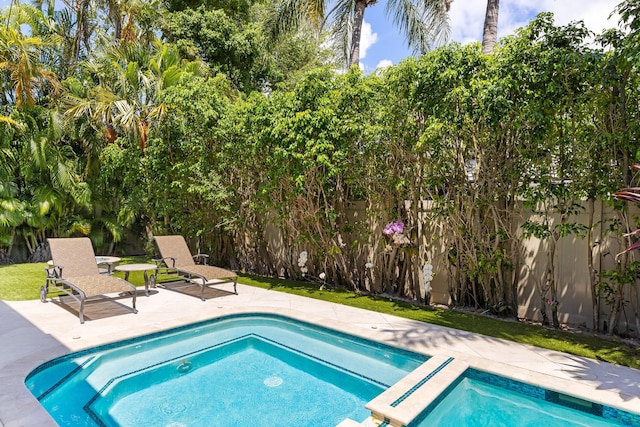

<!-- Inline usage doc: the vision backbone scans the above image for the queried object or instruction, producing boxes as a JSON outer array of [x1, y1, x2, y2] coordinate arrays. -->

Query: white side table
[[114, 263, 157, 296], [95, 256, 121, 274]]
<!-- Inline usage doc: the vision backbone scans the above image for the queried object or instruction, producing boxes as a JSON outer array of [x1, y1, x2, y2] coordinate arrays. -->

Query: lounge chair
[[42, 237, 138, 324], [152, 235, 238, 300]]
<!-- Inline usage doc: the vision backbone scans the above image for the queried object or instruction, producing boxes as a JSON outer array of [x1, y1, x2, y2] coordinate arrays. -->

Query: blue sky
[[359, 0, 622, 72], [0, 0, 623, 72]]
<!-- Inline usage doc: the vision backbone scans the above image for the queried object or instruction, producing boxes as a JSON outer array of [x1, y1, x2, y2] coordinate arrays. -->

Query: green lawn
[[0, 257, 171, 300], [2, 261, 638, 370]]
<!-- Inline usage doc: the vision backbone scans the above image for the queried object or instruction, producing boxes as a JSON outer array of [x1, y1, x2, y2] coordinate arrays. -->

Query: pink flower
[[383, 220, 404, 236]]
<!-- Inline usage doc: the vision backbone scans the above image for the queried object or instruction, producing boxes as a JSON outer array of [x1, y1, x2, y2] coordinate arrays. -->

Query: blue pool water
[[26, 313, 427, 427], [93, 337, 382, 426], [25, 313, 640, 427], [409, 369, 639, 427]]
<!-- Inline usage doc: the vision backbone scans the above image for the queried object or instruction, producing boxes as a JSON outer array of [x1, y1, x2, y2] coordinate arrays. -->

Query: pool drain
[[264, 376, 283, 387], [162, 402, 187, 415]]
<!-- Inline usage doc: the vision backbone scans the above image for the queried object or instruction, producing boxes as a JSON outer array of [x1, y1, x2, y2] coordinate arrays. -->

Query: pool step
[[365, 354, 468, 427]]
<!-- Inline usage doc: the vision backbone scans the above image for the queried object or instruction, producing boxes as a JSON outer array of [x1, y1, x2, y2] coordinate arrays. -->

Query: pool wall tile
[[464, 368, 640, 426], [466, 368, 546, 400], [602, 406, 640, 426]]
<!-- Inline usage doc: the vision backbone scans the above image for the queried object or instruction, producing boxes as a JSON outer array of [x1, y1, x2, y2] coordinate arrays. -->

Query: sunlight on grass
[[0, 263, 46, 301], [0, 258, 155, 301]]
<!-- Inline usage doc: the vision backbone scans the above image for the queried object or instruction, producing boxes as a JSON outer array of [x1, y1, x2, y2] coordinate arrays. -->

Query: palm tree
[[59, 0, 96, 65], [96, 0, 124, 40], [64, 40, 206, 150], [12, 2, 77, 78], [0, 23, 60, 109], [0, 109, 24, 261], [267, 0, 452, 68], [96, 0, 157, 43], [481, 0, 499, 54], [0, 106, 93, 260]]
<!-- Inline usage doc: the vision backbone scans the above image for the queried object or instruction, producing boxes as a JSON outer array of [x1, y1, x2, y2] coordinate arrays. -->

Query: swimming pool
[[25, 313, 427, 426], [406, 369, 640, 427], [25, 313, 640, 427]]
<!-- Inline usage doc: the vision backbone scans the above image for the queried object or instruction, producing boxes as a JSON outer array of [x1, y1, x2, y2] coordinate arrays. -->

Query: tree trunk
[[508, 199, 521, 316], [385, 248, 398, 294], [349, 0, 367, 67], [607, 288, 622, 335], [112, 5, 123, 41], [586, 197, 600, 331], [538, 241, 554, 327], [548, 234, 560, 328], [540, 297, 549, 326], [608, 236, 628, 335], [630, 282, 640, 338], [481, 0, 500, 54]]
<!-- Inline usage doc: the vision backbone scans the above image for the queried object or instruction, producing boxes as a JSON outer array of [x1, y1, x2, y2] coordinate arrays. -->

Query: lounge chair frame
[[42, 238, 138, 324], [152, 235, 238, 301]]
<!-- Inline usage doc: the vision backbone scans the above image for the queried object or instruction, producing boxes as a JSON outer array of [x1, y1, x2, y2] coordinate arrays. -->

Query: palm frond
[[52, 161, 75, 193], [93, 215, 124, 242], [385, 0, 450, 55], [328, 0, 356, 67], [264, 0, 326, 42], [15, 3, 56, 37], [160, 66, 183, 89], [113, 100, 137, 130], [29, 135, 48, 169], [67, 218, 92, 235], [0, 148, 16, 180], [0, 199, 26, 228], [0, 116, 25, 131], [71, 182, 92, 206], [182, 58, 208, 77], [148, 102, 168, 124]]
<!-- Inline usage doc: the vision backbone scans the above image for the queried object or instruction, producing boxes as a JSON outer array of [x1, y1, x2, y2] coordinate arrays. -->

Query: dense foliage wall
[[2, 1, 640, 335]]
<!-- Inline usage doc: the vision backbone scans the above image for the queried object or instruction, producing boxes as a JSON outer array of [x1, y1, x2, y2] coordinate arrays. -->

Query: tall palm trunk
[[482, 0, 499, 54], [349, 0, 368, 67], [270, 0, 450, 69]]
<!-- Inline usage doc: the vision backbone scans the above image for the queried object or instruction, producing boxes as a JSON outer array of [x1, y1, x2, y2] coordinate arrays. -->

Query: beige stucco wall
[[427, 199, 640, 332], [260, 199, 640, 332]]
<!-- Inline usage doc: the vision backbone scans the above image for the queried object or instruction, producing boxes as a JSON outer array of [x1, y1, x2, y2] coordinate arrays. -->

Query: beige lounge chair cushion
[[63, 275, 135, 297], [49, 237, 101, 277], [176, 264, 236, 281], [49, 237, 135, 296], [154, 235, 197, 267], [153, 234, 238, 299]]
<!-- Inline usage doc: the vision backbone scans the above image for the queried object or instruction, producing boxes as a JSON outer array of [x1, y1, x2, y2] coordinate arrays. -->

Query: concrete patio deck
[[1, 281, 639, 426]]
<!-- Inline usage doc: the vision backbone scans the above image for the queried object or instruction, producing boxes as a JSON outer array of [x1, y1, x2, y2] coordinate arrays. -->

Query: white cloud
[[534, 0, 620, 34], [376, 59, 393, 69], [448, 0, 487, 44], [448, 0, 621, 45], [359, 20, 378, 60]]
